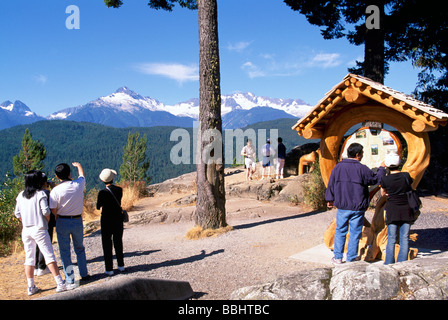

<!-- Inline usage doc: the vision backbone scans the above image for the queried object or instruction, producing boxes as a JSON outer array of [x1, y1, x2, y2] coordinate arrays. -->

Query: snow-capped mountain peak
[[114, 86, 145, 100], [0, 100, 14, 111], [4, 87, 312, 130], [49, 87, 165, 120], [0, 100, 40, 117], [0, 100, 45, 130], [47, 87, 311, 122], [94, 87, 162, 113], [221, 92, 311, 118], [163, 91, 311, 120]]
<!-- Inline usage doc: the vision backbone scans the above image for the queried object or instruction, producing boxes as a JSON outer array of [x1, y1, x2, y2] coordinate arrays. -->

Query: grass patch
[[302, 158, 327, 211], [186, 225, 233, 240]]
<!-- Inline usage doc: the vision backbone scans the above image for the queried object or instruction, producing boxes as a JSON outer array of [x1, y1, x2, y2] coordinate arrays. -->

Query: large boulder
[[37, 276, 194, 300], [230, 268, 331, 300], [231, 251, 448, 300], [226, 179, 289, 201], [329, 262, 400, 300], [147, 171, 196, 196]]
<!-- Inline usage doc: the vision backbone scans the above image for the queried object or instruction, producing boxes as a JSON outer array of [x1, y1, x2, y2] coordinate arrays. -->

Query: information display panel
[[340, 126, 402, 169]]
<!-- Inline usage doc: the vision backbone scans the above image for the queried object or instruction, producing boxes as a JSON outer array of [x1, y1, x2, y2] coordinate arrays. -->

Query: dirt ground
[[0, 204, 317, 300]]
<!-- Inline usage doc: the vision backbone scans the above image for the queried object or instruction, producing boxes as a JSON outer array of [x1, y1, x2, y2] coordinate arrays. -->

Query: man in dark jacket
[[325, 143, 386, 264]]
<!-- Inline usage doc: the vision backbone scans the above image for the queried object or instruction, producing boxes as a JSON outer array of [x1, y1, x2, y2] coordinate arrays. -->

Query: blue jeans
[[334, 209, 365, 261], [56, 217, 88, 283], [384, 222, 410, 265]]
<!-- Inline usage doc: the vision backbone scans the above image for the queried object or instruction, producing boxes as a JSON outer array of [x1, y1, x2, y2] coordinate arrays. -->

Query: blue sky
[[1, 0, 421, 117]]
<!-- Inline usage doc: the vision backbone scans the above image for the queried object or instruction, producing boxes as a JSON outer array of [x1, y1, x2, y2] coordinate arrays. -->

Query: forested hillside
[[0, 119, 311, 191], [0, 121, 194, 191]]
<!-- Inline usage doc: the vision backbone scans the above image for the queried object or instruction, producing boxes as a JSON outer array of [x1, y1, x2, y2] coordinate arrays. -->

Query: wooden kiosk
[[292, 74, 448, 261]]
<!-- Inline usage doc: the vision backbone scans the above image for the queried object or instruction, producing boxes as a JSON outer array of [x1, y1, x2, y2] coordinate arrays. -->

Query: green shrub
[[0, 174, 23, 256], [302, 159, 327, 211]]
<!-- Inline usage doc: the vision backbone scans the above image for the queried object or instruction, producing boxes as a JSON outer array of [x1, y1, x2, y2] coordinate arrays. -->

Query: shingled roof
[[292, 74, 448, 139]]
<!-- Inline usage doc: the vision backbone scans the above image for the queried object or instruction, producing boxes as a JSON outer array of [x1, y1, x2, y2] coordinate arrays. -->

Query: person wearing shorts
[[15, 170, 67, 296], [261, 139, 275, 180], [241, 139, 256, 181]]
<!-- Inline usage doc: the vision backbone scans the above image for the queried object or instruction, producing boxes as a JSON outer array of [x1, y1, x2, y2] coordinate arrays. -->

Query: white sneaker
[[105, 271, 114, 276], [27, 285, 39, 296], [331, 257, 345, 265], [36, 268, 50, 276], [117, 266, 125, 272], [56, 281, 67, 293], [66, 282, 78, 290]]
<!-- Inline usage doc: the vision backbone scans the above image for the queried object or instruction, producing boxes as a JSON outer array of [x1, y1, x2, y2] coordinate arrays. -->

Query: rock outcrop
[[126, 167, 313, 225], [38, 276, 194, 300], [231, 251, 448, 300]]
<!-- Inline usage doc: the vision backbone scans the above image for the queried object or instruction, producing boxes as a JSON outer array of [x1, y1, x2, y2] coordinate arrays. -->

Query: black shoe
[[81, 275, 91, 282]]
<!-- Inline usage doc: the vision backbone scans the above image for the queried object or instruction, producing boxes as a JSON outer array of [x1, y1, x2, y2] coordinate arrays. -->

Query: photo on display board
[[371, 144, 378, 155], [356, 130, 366, 139]]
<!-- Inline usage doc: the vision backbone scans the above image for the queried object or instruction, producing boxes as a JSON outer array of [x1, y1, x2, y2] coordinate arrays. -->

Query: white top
[[241, 145, 256, 160], [49, 176, 85, 216], [14, 190, 50, 229], [262, 144, 275, 157]]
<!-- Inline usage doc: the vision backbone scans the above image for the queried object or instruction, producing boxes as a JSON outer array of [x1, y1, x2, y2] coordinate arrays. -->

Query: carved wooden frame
[[319, 104, 430, 189]]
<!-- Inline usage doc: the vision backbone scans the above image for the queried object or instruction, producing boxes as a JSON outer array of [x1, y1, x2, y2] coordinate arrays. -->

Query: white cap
[[385, 154, 401, 167], [99, 169, 117, 183]]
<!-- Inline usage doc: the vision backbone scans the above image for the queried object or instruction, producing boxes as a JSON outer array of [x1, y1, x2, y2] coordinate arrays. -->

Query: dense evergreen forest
[[0, 119, 310, 191]]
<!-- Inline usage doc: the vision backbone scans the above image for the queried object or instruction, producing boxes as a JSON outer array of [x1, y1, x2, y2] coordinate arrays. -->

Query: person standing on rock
[[241, 139, 256, 181], [14, 170, 67, 296], [380, 153, 415, 265], [50, 162, 89, 288], [96, 168, 125, 276], [261, 139, 275, 180], [276, 137, 286, 179], [325, 143, 386, 264]]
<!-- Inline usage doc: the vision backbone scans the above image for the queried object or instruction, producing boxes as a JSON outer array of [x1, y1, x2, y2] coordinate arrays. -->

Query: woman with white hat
[[380, 153, 416, 265], [96, 169, 125, 276]]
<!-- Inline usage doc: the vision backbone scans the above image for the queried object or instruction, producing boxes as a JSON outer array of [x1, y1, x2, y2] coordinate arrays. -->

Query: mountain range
[[0, 118, 310, 190], [0, 87, 312, 130], [0, 100, 46, 130]]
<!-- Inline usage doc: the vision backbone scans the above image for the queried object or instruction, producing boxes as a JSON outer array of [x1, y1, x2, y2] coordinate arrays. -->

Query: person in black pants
[[96, 169, 125, 276], [380, 153, 415, 264]]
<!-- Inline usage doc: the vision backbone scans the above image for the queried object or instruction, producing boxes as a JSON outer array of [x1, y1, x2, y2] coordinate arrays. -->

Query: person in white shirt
[[261, 139, 275, 180], [49, 162, 89, 288], [241, 139, 256, 181], [15, 170, 66, 296]]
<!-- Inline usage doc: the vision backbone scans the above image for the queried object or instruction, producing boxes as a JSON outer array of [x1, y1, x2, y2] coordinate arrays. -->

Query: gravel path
[[78, 196, 448, 300], [82, 201, 335, 300]]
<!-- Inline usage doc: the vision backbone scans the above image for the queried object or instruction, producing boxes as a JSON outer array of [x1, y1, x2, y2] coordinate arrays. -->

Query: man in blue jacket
[[325, 143, 386, 264]]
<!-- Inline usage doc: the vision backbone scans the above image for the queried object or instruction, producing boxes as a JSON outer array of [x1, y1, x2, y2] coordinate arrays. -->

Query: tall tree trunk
[[195, 0, 227, 229], [364, 0, 385, 84]]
